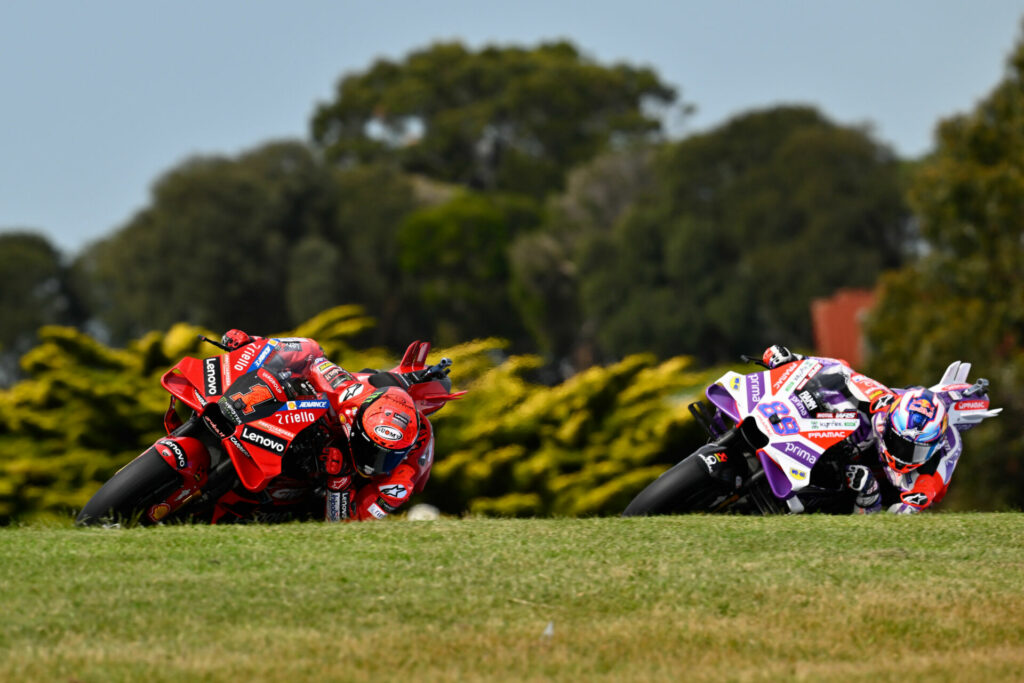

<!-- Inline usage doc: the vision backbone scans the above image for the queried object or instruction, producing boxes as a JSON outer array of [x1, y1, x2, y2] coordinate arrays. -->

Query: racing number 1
[[757, 401, 800, 436]]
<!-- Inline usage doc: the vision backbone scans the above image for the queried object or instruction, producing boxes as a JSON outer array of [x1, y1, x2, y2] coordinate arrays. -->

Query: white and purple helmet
[[877, 388, 948, 474]]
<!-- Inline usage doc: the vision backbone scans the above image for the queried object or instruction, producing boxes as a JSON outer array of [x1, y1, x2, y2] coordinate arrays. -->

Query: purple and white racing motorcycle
[[623, 356, 998, 516]]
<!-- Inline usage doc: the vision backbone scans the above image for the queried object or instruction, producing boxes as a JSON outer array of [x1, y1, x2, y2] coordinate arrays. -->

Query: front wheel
[[622, 452, 730, 516], [76, 448, 183, 526]]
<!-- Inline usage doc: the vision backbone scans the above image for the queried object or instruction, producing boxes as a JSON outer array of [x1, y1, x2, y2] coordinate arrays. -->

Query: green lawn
[[1, 514, 1022, 682]]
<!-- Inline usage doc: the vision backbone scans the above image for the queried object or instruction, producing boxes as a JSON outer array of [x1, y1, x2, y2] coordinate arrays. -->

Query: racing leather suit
[[222, 331, 434, 521], [762, 348, 981, 514]]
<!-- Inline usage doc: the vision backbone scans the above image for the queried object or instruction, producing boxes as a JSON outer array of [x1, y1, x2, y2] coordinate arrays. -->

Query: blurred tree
[[75, 142, 339, 341], [508, 146, 657, 367], [310, 41, 677, 197], [397, 191, 542, 346], [0, 231, 80, 384], [576, 106, 912, 364], [865, 33, 1024, 510]]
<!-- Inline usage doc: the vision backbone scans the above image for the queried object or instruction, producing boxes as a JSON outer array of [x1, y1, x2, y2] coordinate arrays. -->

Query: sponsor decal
[[240, 426, 288, 454], [338, 384, 362, 402], [805, 431, 849, 440], [871, 394, 896, 413], [954, 400, 988, 411], [328, 372, 353, 390], [257, 368, 286, 400], [795, 361, 823, 390], [776, 440, 819, 467], [375, 497, 398, 513], [789, 394, 811, 419], [296, 399, 329, 410], [233, 345, 259, 373], [901, 491, 930, 508], [149, 503, 171, 521], [251, 419, 295, 439], [228, 435, 253, 459], [204, 357, 223, 396], [327, 475, 352, 491], [808, 419, 860, 431], [379, 484, 409, 500], [367, 503, 387, 519], [771, 363, 799, 394], [796, 390, 821, 414], [192, 389, 208, 406], [907, 395, 938, 419], [746, 373, 764, 406], [219, 400, 243, 425], [390, 412, 411, 428], [316, 360, 336, 373], [326, 491, 341, 521], [273, 410, 316, 426], [361, 389, 387, 406], [701, 451, 728, 471], [159, 439, 188, 469], [790, 467, 808, 480], [851, 373, 888, 395], [250, 341, 277, 371], [374, 425, 404, 441], [203, 414, 229, 439], [339, 490, 351, 520], [229, 383, 275, 415], [730, 376, 742, 392]]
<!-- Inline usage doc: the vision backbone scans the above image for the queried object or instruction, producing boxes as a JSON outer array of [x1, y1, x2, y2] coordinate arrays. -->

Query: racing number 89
[[757, 401, 800, 436]]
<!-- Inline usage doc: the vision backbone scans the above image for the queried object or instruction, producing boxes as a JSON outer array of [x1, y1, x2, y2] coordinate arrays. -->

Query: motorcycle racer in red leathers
[[760, 345, 1001, 514], [219, 329, 451, 522]]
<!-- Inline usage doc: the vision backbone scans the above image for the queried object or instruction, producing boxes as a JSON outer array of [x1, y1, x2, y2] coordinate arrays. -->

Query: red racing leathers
[[221, 330, 435, 522]]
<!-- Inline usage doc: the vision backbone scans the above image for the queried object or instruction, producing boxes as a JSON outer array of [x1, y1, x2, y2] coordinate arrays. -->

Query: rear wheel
[[76, 448, 182, 526], [622, 452, 730, 516]]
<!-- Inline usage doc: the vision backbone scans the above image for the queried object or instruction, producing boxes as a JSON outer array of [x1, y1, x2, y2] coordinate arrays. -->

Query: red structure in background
[[811, 289, 876, 367]]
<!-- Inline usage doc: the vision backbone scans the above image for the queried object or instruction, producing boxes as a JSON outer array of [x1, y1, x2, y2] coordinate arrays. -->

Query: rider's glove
[[845, 464, 881, 514], [321, 446, 354, 522], [762, 345, 799, 369], [221, 329, 252, 350]]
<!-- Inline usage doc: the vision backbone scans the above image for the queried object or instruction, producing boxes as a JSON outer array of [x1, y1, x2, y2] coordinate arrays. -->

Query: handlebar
[[423, 357, 452, 380]]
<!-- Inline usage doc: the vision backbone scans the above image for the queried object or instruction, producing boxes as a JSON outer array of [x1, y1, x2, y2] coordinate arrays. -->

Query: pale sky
[[2, 1, 1022, 254]]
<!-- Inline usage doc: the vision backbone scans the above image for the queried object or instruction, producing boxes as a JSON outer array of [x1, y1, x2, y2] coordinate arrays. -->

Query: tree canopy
[[865, 34, 1024, 509], [574, 106, 912, 364], [0, 232, 81, 384], [311, 41, 677, 197]]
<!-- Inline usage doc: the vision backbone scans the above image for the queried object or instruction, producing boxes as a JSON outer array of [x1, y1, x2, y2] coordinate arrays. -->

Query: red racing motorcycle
[[76, 337, 462, 526]]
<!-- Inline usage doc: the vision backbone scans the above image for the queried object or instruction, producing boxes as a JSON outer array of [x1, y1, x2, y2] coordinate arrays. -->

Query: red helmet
[[348, 387, 418, 476]]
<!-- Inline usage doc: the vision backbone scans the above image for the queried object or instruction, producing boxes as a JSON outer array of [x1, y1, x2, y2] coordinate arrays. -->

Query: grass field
[[1, 514, 1023, 682]]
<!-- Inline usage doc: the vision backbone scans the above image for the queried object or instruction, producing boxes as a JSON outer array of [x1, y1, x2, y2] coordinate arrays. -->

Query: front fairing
[[162, 339, 335, 491], [706, 359, 861, 498]]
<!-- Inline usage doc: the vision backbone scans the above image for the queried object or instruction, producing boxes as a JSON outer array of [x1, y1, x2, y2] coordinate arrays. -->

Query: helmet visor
[[351, 433, 409, 477], [882, 428, 939, 471]]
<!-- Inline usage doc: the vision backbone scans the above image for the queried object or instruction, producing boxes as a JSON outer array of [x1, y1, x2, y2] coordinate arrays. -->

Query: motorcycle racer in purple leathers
[[760, 345, 1001, 514]]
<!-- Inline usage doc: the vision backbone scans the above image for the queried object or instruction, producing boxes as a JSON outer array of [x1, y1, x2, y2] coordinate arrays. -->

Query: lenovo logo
[[240, 426, 287, 454]]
